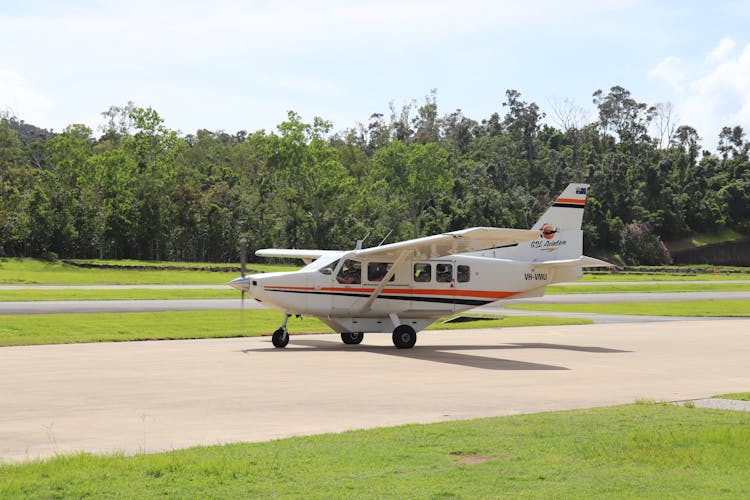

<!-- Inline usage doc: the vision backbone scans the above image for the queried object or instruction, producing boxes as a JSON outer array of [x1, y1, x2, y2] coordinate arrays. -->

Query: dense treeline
[[1, 87, 748, 264]]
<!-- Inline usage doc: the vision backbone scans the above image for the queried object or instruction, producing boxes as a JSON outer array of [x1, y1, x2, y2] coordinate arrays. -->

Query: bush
[[619, 221, 672, 265]]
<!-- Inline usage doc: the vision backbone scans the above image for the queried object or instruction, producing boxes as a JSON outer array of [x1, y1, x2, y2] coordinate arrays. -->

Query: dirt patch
[[449, 451, 498, 466]]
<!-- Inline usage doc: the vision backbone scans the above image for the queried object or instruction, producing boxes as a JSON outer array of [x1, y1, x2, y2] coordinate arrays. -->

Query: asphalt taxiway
[[2, 319, 749, 463]]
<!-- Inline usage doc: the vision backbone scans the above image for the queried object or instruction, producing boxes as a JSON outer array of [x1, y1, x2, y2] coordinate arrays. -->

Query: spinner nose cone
[[228, 276, 251, 291]]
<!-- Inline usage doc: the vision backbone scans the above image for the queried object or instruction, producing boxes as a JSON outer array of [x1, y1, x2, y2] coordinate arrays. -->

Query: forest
[[1, 86, 748, 265]]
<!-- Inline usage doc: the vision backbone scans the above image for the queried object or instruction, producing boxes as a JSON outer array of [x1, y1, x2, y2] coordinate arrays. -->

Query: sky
[[2, 0, 750, 151]]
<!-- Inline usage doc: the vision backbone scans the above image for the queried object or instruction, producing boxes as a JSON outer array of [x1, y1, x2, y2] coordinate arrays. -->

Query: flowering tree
[[619, 222, 673, 265]]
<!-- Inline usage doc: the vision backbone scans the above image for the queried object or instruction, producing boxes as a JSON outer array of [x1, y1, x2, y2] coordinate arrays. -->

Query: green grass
[[0, 288, 238, 301], [0, 258, 293, 285], [665, 228, 745, 252], [64, 258, 248, 269], [0, 311, 590, 347], [506, 300, 750, 317], [713, 392, 750, 401], [2, 403, 749, 498], [0, 310, 324, 346], [549, 282, 750, 294], [581, 269, 750, 281], [4, 258, 749, 287]]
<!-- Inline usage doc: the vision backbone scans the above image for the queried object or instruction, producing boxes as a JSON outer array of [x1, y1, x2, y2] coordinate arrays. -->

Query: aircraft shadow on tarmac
[[241, 339, 630, 371]]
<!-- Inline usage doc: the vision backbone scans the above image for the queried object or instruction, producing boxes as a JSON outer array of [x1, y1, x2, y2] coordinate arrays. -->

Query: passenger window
[[413, 263, 431, 283], [457, 265, 470, 283], [336, 259, 361, 284], [367, 262, 394, 282], [436, 263, 453, 283]]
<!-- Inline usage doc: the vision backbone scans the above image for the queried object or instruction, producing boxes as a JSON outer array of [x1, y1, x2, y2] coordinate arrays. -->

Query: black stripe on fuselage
[[263, 288, 493, 307], [552, 202, 585, 209]]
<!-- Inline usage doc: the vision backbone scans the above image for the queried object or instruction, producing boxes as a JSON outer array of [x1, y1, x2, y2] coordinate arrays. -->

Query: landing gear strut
[[392, 325, 417, 349], [341, 332, 364, 345], [272, 314, 290, 348]]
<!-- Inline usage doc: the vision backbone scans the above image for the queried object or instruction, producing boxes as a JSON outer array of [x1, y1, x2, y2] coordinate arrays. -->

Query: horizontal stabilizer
[[525, 256, 615, 268], [580, 256, 616, 268]]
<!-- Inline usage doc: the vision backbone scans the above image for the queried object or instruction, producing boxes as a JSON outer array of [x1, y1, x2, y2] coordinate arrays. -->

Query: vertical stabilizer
[[530, 183, 589, 231], [479, 183, 589, 262]]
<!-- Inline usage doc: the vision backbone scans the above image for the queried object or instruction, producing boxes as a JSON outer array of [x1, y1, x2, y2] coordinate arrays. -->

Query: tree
[[593, 86, 656, 147], [371, 141, 452, 237]]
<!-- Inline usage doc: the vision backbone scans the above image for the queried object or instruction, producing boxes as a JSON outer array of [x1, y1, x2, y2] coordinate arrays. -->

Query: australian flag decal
[[575, 187, 587, 195]]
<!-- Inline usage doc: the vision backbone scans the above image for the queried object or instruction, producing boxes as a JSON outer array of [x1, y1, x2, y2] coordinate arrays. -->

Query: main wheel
[[392, 325, 417, 349], [272, 328, 289, 348], [341, 332, 364, 345]]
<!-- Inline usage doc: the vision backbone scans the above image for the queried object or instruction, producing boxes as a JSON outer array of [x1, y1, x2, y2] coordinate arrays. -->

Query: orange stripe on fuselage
[[276, 286, 521, 300], [265, 285, 316, 291]]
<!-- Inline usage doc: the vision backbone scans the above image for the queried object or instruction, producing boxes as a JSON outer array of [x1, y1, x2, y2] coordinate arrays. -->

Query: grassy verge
[[0, 258, 292, 285], [0, 288, 237, 301], [64, 259, 250, 269], [2, 403, 748, 497], [581, 269, 750, 281], [0, 311, 590, 347], [549, 282, 750, 294], [713, 392, 750, 401], [4, 258, 749, 286], [506, 300, 750, 317]]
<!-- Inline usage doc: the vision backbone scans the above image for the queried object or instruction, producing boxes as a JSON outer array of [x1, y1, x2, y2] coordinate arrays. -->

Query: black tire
[[341, 332, 364, 345], [272, 328, 289, 348], [392, 325, 416, 349]]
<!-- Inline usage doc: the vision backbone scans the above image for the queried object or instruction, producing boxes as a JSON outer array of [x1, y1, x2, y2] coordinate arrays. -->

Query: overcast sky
[[2, 0, 749, 151]]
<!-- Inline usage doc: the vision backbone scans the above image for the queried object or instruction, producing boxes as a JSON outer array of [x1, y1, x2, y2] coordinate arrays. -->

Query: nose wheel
[[271, 314, 291, 348]]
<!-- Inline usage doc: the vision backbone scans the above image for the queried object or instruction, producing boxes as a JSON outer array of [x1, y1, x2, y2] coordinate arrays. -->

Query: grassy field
[[0, 258, 293, 285], [582, 269, 750, 281], [506, 300, 750, 317], [665, 227, 746, 252], [0, 311, 590, 347], [0, 288, 238, 301], [548, 282, 750, 294], [3, 258, 749, 287], [1, 402, 748, 498]]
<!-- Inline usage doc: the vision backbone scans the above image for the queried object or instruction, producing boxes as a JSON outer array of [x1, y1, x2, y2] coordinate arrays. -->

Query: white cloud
[[0, 69, 57, 124], [648, 56, 685, 90], [648, 37, 750, 149], [706, 36, 735, 64]]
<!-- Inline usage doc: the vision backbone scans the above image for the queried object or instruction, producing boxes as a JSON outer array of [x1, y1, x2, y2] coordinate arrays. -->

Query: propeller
[[240, 237, 247, 279], [239, 237, 247, 330]]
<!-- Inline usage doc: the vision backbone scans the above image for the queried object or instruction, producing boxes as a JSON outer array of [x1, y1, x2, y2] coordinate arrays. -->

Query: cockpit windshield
[[317, 258, 340, 275]]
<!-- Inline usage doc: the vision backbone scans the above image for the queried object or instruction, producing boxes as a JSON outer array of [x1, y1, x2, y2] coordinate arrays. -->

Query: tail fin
[[485, 183, 592, 264], [483, 183, 613, 284], [531, 183, 589, 232]]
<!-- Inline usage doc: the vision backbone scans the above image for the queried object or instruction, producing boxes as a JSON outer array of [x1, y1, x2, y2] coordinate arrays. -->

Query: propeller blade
[[240, 237, 247, 278]]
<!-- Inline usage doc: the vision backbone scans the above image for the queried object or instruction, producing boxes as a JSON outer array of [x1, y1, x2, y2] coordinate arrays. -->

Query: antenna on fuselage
[[378, 230, 393, 247], [355, 232, 370, 250]]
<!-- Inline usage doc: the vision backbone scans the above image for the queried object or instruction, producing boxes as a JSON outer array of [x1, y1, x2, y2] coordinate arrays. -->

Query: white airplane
[[229, 183, 611, 349]]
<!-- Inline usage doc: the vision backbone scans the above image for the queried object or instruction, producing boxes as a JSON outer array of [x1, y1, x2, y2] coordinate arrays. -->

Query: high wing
[[352, 227, 540, 261], [255, 249, 342, 265]]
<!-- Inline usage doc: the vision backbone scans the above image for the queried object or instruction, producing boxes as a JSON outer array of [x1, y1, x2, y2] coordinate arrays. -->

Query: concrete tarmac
[[2, 319, 749, 463]]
